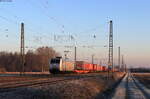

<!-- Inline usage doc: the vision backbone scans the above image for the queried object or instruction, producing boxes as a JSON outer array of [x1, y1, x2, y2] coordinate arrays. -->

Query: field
[[133, 73, 150, 89], [0, 72, 125, 99]]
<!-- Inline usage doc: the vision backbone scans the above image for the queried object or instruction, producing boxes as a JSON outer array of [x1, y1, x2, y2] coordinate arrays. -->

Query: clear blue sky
[[0, 0, 150, 67]]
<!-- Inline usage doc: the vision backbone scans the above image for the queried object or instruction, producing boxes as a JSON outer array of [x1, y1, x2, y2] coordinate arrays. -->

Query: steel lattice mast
[[118, 46, 121, 71], [108, 20, 113, 73], [20, 22, 25, 74]]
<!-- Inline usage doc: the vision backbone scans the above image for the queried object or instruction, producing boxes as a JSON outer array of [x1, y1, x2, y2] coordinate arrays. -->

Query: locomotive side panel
[[62, 61, 75, 71]]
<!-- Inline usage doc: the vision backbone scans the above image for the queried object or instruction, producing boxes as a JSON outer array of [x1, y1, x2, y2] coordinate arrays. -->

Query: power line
[[28, 0, 66, 33], [0, 6, 48, 38], [0, 15, 45, 40], [0, 15, 19, 25]]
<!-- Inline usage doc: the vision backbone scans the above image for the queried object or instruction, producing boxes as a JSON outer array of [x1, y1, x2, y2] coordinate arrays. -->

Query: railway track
[[113, 72, 150, 99], [0, 78, 71, 92], [0, 73, 103, 93]]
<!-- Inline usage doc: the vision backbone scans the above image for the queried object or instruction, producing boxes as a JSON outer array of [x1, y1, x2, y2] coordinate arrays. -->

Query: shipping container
[[75, 61, 86, 70], [102, 66, 107, 71]]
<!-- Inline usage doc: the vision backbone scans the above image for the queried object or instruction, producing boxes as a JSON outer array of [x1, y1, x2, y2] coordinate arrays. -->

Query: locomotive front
[[49, 57, 62, 73]]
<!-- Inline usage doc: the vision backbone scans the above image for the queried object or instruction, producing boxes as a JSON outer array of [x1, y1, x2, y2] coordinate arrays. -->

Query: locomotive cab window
[[50, 59, 60, 63]]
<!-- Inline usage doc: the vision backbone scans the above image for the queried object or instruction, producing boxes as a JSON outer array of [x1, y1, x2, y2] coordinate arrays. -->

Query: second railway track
[[0, 73, 103, 93]]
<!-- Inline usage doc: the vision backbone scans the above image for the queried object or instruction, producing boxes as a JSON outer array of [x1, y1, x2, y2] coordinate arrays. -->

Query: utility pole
[[118, 47, 121, 71], [91, 54, 94, 71], [125, 64, 127, 72], [64, 54, 67, 71], [123, 57, 126, 72], [121, 55, 124, 72], [20, 22, 25, 75], [100, 60, 102, 66], [108, 20, 113, 77], [92, 54, 94, 64], [64, 50, 69, 71], [74, 46, 77, 69]]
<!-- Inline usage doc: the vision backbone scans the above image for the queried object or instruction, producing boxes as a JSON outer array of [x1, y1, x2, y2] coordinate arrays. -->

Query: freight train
[[49, 57, 107, 74]]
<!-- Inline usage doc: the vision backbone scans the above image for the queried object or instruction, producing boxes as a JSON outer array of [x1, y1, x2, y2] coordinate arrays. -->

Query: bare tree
[[0, 46, 59, 72], [35, 46, 59, 71]]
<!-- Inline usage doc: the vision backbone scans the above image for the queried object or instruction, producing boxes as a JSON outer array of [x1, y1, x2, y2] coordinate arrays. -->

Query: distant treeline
[[130, 68, 150, 73], [0, 47, 59, 72]]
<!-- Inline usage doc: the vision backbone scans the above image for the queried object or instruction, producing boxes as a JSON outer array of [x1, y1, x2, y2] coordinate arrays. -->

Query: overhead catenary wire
[[0, 15, 19, 25], [0, 14, 108, 55], [27, 0, 66, 34], [0, 1, 109, 61], [0, 15, 47, 51], [0, 4, 53, 45]]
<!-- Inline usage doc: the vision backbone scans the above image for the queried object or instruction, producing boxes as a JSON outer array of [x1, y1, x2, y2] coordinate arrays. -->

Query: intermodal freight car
[[49, 57, 107, 73]]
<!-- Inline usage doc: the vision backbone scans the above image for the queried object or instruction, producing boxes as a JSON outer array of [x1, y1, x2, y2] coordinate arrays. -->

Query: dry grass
[[0, 76, 41, 83], [0, 72, 49, 74], [0, 72, 125, 99]]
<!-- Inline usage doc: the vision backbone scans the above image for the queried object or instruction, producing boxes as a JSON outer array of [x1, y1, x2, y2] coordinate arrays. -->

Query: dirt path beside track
[[112, 73, 150, 99]]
